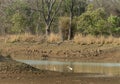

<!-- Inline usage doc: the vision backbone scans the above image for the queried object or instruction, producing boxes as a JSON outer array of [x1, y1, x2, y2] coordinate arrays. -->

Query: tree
[[27, 0, 44, 34], [41, 0, 63, 37], [3, 0, 31, 34], [77, 4, 108, 35], [1, 0, 41, 34], [91, 0, 120, 16], [67, 0, 74, 40], [62, 0, 88, 40]]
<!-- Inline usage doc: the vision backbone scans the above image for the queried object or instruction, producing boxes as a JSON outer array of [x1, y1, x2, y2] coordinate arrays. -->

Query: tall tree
[[64, 0, 88, 40], [41, 0, 63, 37], [67, 0, 74, 40]]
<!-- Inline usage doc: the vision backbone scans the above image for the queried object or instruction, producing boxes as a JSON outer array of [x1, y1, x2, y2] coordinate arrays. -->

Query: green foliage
[[3, 0, 44, 34], [3, 1, 28, 33], [77, 4, 120, 36], [77, 5, 109, 35], [11, 13, 27, 33], [107, 15, 120, 35], [1, 0, 120, 37], [108, 15, 120, 27]]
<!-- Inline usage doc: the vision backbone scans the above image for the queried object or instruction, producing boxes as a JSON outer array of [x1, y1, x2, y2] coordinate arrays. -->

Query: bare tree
[[65, 0, 88, 40], [41, 0, 63, 37], [26, 0, 42, 34], [111, 0, 120, 16], [92, 0, 120, 16], [68, 0, 74, 40]]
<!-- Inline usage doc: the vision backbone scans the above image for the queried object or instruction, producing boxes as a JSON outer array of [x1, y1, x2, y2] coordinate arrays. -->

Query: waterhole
[[16, 59, 120, 77]]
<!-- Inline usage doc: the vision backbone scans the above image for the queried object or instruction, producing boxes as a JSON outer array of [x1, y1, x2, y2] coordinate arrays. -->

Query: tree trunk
[[46, 24, 50, 37], [68, 0, 74, 40], [68, 17, 72, 40]]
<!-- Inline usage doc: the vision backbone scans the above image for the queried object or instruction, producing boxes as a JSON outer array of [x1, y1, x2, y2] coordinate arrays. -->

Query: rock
[[16, 77, 21, 80]]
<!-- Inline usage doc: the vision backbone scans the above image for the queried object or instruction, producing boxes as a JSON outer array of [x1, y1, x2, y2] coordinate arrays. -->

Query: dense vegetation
[[0, 0, 120, 40]]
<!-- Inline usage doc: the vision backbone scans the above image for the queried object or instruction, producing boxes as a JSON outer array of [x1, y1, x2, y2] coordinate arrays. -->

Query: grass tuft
[[74, 34, 120, 45], [47, 33, 62, 43], [4, 33, 45, 43]]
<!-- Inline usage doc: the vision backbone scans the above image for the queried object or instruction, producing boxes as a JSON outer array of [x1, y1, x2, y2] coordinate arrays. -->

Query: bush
[[11, 13, 27, 33], [107, 15, 120, 35], [59, 17, 76, 40], [77, 4, 109, 35]]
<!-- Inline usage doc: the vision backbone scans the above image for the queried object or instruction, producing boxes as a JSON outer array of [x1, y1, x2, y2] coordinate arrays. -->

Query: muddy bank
[[0, 42, 120, 62], [0, 55, 64, 79], [0, 55, 45, 74]]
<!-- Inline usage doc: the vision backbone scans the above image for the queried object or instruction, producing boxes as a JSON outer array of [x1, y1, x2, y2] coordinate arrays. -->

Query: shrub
[[107, 15, 120, 35], [77, 4, 109, 35], [11, 13, 27, 33], [59, 17, 76, 40], [74, 34, 95, 45]]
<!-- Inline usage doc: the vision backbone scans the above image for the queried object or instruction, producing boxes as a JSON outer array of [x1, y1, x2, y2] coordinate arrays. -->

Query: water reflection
[[16, 59, 120, 76]]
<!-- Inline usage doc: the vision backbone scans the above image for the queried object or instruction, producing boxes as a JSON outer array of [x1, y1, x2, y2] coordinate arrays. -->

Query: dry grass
[[4, 33, 45, 43], [74, 34, 120, 45], [47, 33, 62, 43], [0, 36, 6, 42], [74, 34, 95, 45], [0, 33, 62, 43], [1, 33, 120, 45]]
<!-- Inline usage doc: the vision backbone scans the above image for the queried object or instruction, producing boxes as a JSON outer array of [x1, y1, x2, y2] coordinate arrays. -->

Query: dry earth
[[0, 41, 120, 84]]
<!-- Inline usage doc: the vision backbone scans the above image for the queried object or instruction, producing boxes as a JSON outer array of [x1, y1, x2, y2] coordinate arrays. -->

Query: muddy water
[[16, 60, 120, 76]]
